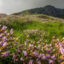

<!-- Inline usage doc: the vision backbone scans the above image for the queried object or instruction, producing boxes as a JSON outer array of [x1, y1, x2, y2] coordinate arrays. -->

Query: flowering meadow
[[0, 14, 64, 64], [0, 25, 64, 64], [0, 25, 18, 64]]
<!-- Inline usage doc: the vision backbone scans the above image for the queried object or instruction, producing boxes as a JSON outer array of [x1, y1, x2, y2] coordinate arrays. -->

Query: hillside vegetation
[[13, 5, 64, 18], [0, 14, 64, 43], [0, 13, 64, 64]]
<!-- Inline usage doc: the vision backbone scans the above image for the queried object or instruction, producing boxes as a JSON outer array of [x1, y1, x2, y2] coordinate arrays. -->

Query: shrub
[[0, 25, 18, 64], [0, 25, 64, 64], [11, 37, 64, 64]]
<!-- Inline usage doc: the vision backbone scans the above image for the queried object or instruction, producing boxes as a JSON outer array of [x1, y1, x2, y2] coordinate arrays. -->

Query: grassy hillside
[[0, 14, 64, 43], [0, 14, 64, 64]]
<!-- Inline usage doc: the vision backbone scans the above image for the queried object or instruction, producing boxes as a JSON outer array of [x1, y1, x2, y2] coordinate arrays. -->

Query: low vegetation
[[0, 14, 64, 64]]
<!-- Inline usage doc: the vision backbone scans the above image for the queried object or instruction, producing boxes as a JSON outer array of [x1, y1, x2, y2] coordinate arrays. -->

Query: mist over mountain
[[0, 0, 64, 14]]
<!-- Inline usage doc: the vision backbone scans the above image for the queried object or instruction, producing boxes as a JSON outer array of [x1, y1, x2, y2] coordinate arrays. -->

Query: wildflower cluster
[[11, 37, 64, 64], [0, 25, 64, 64], [0, 25, 18, 58]]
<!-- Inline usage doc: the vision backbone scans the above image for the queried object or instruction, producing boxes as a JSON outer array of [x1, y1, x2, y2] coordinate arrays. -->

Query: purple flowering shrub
[[0, 25, 18, 63], [11, 38, 64, 64], [0, 25, 64, 64]]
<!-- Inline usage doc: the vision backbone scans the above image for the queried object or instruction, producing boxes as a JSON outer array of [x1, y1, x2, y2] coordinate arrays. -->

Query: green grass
[[0, 14, 64, 42], [0, 14, 64, 64]]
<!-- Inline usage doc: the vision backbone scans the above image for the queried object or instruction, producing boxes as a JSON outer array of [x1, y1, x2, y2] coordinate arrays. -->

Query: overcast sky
[[0, 0, 64, 14]]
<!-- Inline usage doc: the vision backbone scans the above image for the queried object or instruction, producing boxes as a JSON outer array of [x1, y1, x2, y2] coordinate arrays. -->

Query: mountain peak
[[44, 5, 55, 9]]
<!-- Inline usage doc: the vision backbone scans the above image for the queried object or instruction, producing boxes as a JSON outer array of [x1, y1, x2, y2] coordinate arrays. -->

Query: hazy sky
[[0, 0, 64, 14]]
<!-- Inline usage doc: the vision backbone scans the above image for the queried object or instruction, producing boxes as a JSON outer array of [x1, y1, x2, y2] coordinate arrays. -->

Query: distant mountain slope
[[13, 5, 64, 18], [0, 14, 7, 18]]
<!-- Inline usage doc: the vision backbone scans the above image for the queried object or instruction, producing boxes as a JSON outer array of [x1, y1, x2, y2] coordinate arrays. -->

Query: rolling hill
[[13, 5, 64, 18], [0, 13, 64, 42], [0, 5, 64, 42]]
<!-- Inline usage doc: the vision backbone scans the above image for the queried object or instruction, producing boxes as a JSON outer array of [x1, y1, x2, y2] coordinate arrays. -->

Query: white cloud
[[0, 0, 3, 13], [0, 0, 64, 14], [0, 0, 3, 6]]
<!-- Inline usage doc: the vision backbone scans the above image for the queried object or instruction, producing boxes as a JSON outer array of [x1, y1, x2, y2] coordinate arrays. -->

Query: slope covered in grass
[[0, 14, 64, 42]]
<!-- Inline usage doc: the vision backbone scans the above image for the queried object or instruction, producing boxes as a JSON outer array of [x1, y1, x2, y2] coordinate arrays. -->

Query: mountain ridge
[[13, 5, 64, 18]]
